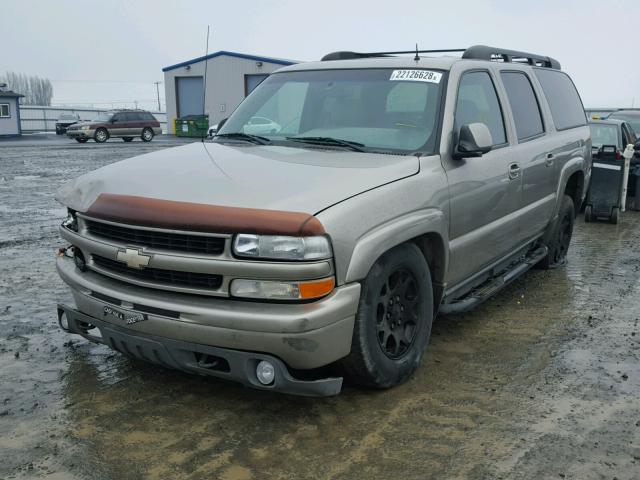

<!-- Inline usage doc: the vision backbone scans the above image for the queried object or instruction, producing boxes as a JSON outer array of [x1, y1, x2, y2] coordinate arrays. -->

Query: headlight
[[230, 277, 335, 300], [233, 234, 332, 261], [81, 125, 90, 131], [62, 209, 78, 232]]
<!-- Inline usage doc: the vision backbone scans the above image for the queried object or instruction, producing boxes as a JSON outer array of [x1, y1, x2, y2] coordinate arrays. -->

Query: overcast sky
[[2, 0, 638, 110]]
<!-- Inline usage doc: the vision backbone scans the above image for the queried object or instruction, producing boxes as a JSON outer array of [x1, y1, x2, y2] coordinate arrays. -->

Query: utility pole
[[154, 81, 162, 112]]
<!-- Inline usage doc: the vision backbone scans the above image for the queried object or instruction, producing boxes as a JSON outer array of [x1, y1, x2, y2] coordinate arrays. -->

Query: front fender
[[344, 209, 448, 283]]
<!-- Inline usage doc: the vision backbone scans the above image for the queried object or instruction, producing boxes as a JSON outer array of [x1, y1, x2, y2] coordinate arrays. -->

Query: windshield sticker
[[390, 70, 442, 83]]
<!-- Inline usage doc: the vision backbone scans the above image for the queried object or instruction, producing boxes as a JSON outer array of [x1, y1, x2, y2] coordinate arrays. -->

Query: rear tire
[[123, 137, 133, 142], [584, 205, 593, 223], [340, 243, 433, 389], [141, 127, 154, 142], [611, 207, 619, 224], [94, 128, 108, 143], [538, 194, 575, 269]]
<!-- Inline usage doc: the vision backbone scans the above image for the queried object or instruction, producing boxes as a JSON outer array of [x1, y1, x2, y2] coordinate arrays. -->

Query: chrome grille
[[92, 255, 223, 290], [85, 219, 225, 255]]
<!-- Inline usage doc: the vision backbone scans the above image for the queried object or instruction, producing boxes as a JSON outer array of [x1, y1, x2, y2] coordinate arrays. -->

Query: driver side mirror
[[635, 139, 640, 151], [453, 123, 493, 160]]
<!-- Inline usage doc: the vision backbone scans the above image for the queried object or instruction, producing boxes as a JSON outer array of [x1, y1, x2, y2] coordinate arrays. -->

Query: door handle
[[545, 153, 554, 167], [508, 163, 521, 180]]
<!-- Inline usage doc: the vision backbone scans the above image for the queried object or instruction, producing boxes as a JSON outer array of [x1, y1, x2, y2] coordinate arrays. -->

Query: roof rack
[[462, 45, 560, 69], [321, 49, 465, 61], [321, 45, 561, 70]]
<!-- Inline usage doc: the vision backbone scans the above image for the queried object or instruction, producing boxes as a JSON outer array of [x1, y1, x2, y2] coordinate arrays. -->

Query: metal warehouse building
[[162, 51, 296, 134], [0, 86, 24, 136]]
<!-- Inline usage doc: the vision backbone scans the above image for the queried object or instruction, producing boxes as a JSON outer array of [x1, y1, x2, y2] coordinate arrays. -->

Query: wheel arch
[[344, 208, 448, 305], [411, 232, 447, 308], [564, 170, 585, 215]]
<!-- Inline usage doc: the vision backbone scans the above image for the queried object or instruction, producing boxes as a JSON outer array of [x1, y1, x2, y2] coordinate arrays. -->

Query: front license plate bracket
[[103, 305, 147, 325]]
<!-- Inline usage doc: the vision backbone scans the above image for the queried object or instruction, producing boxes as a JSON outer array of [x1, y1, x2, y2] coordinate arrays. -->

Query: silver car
[[55, 45, 590, 396]]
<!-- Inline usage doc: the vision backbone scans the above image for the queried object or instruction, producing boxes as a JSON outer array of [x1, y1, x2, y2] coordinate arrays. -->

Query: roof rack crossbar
[[321, 45, 561, 69], [462, 45, 561, 70], [321, 49, 465, 61]]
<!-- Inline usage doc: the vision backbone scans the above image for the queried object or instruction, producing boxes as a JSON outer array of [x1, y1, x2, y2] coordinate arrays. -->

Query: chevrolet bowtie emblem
[[116, 248, 151, 269]]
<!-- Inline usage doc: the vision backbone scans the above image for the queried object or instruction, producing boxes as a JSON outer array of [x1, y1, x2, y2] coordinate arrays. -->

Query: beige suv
[[55, 45, 590, 396]]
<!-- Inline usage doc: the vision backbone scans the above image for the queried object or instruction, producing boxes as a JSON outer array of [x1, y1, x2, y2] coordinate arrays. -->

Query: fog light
[[256, 360, 275, 385], [59, 312, 69, 331], [73, 248, 87, 272]]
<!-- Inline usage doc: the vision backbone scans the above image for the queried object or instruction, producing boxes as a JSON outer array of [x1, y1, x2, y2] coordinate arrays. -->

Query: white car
[[243, 116, 281, 135]]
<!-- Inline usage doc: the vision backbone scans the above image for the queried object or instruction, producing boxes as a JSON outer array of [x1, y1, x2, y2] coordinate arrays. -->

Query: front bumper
[[57, 304, 343, 396], [56, 256, 360, 394], [67, 129, 94, 139]]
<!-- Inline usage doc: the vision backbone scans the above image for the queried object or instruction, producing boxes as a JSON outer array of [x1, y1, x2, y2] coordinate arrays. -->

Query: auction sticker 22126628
[[389, 70, 442, 83]]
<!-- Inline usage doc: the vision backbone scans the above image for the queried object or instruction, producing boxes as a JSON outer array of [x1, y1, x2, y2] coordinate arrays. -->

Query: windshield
[[590, 123, 620, 149], [217, 68, 445, 154], [607, 112, 640, 133], [92, 112, 114, 122]]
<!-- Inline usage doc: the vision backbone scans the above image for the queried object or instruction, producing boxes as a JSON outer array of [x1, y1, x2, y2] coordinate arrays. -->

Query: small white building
[[162, 51, 296, 134], [0, 86, 24, 136]]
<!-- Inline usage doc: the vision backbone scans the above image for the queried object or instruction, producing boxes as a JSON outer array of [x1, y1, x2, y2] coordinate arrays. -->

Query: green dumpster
[[175, 114, 209, 138]]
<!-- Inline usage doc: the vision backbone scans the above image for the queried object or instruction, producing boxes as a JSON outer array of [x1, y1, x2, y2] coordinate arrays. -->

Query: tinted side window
[[144, 112, 156, 121], [455, 71, 506, 146], [500, 72, 544, 140], [534, 69, 586, 131]]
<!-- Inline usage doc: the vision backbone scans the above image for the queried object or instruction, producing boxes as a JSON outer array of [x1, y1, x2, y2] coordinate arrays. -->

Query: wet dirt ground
[[1, 135, 638, 480]]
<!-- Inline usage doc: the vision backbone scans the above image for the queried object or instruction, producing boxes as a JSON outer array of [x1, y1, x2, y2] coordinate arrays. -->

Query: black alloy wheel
[[375, 268, 420, 359]]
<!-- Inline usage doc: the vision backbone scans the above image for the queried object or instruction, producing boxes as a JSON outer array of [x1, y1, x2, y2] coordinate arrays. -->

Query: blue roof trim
[[163, 51, 296, 72]]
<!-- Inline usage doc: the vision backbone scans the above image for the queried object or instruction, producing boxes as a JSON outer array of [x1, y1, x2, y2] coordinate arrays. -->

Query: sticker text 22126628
[[389, 70, 442, 83]]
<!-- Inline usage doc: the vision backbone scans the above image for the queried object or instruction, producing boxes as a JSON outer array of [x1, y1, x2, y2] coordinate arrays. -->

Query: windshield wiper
[[285, 136, 366, 152], [215, 132, 271, 145]]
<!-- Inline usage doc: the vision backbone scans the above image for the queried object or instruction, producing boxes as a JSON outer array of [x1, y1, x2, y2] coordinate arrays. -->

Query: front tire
[[340, 243, 433, 389], [141, 127, 154, 142], [538, 194, 575, 269], [94, 128, 108, 143]]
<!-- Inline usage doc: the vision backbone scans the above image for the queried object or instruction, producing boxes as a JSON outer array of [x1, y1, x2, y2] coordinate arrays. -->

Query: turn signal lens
[[299, 278, 335, 299], [230, 277, 335, 300]]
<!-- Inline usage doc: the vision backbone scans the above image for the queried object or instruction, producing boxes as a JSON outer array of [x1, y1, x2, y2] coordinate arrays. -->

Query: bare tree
[[0, 71, 53, 105]]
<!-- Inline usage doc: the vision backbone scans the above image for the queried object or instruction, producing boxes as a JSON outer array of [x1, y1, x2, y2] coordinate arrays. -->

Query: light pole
[[154, 81, 162, 112]]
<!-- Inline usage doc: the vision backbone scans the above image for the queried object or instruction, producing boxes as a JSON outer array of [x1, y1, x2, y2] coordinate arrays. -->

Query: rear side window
[[500, 72, 544, 140], [455, 71, 506, 146], [534, 69, 586, 131]]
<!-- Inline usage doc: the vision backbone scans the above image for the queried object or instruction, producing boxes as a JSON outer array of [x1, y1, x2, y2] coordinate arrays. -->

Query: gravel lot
[[1, 134, 638, 480]]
